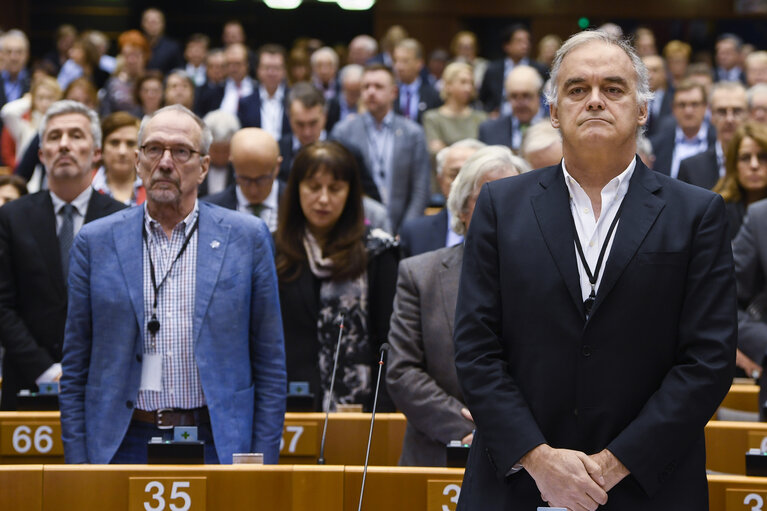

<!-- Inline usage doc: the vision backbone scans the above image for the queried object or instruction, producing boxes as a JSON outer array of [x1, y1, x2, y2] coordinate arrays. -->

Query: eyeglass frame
[[139, 143, 204, 163], [235, 170, 277, 188]]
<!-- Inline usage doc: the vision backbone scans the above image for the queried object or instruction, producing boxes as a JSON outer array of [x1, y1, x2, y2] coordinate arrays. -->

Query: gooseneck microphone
[[317, 310, 346, 465], [357, 343, 389, 511]]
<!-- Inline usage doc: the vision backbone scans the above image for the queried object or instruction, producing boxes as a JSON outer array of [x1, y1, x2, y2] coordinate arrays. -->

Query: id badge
[[139, 353, 163, 391]]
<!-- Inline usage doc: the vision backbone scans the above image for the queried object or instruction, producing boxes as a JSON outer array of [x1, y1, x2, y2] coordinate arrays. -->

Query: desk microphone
[[317, 310, 346, 465], [357, 343, 389, 511]]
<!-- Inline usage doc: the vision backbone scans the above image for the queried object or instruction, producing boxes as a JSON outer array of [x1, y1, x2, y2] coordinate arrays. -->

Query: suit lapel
[[590, 161, 665, 318], [29, 192, 66, 296], [194, 203, 230, 344], [438, 245, 463, 340], [531, 166, 584, 315], [114, 207, 146, 330]]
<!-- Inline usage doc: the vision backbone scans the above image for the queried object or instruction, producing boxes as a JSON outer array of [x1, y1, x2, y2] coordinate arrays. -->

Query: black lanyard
[[571, 199, 625, 319], [142, 217, 199, 337]]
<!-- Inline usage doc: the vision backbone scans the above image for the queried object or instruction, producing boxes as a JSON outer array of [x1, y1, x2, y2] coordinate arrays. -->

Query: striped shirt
[[136, 202, 204, 411]]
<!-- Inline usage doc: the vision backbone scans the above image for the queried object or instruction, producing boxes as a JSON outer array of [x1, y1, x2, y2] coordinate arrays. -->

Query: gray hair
[[339, 64, 364, 84], [436, 138, 486, 176], [636, 133, 654, 161], [505, 65, 544, 95], [1, 29, 30, 51], [310, 47, 339, 70], [447, 145, 531, 235], [39, 100, 102, 149], [203, 109, 241, 143], [747, 83, 767, 109], [520, 120, 561, 157], [544, 30, 653, 110], [138, 104, 213, 154], [349, 35, 378, 54]]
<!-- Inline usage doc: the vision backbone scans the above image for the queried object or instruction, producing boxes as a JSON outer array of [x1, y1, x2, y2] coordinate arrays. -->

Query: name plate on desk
[[279, 422, 318, 456], [726, 489, 767, 511], [426, 479, 462, 511], [129, 477, 206, 511], [0, 421, 62, 456]]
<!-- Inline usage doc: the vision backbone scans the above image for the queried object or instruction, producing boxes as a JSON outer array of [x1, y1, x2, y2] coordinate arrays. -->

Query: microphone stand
[[317, 311, 345, 465], [357, 343, 389, 511]]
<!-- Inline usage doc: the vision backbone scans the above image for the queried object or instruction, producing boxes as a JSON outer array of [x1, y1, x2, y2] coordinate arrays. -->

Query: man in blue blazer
[[60, 105, 287, 465], [454, 31, 736, 510]]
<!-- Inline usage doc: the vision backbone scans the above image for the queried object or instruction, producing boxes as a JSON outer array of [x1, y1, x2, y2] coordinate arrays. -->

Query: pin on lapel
[[210, 240, 220, 249]]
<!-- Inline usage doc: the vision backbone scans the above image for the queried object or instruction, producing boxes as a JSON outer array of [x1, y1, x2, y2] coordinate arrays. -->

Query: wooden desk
[[706, 421, 767, 475], [719, 384, 760, 414], [42, 464, 343, 511], [0, 412, 64, 464], [344, 466, 464, 511], [0, 464, 43, 511], [708, 474, 767, 511], [280, 412, 406, 466]]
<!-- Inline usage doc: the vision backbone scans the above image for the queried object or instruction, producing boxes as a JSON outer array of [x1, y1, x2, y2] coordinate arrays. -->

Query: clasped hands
[[520, 444, 629, 511]]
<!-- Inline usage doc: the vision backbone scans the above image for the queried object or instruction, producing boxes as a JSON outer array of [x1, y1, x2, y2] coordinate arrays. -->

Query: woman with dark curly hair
[[275, 140, 399, 412]]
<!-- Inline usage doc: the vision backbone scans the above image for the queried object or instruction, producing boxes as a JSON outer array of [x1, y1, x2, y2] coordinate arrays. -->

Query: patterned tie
[[59, 204, 75, 280], [404, 89, 412, 119]]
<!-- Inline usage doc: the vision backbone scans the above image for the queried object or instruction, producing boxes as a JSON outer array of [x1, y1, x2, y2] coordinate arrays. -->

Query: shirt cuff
[[36, 363, 62, 385], [506, 463, 524, 476]]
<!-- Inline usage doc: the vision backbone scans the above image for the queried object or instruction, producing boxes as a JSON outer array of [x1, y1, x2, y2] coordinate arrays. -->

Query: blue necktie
[[59, 204, 75, 280]]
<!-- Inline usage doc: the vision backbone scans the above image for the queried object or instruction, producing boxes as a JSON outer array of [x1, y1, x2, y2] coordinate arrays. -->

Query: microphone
[[317, 310, 346, 465], [357, 343, 389, 511]]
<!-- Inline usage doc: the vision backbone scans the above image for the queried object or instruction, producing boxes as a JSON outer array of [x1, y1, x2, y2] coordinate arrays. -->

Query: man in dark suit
[[141, 8, 184, 74], [393, 39, 442, 124], [679, 81, 748, 189], [204, 127, 283, 232], [650, 79, 717, 178], [0, 100, 126, 410], [399, 139, 484, 257], [642, 55, 674, 138], [198, 109, 240, 197], [714, 34, 747, 84], [478, 24, 547, 115], [194, 50, 226, 118], [454, 31, 736, 510], [478, 65, 544, 151], [238, 44, 292, 141]]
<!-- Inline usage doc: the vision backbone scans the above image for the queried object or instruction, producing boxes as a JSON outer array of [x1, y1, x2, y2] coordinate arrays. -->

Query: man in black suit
[[399, 139, 484, 257], [203, 127, 283, 232], [194, 49, 227, 117], [478, 65, 543, 151], [198, 109, 240, 197], [650, 79, 717, 178], [0, 100, 126, 410], [679, 81, 748, 189], [642, 55, 673, 138], [714, 34, 746, 84], [478, 24, 547, 115], [141, 8, 184, 74], [393, 39, 442, 124], [454, 31, 736, 510], [238, 44, 292, 141]]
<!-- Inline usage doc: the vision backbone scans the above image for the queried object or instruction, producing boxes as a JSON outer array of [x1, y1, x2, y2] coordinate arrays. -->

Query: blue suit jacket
[[398, 209, 449, 258], [60, 202, 287, 464]]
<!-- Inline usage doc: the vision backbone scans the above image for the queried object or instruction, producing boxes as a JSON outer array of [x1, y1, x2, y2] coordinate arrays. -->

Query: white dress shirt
[[259, 84, 286, 141], [220, 77, 254, 116]]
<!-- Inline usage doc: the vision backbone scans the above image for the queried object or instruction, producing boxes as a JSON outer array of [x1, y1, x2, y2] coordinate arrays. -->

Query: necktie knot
[[249, 203, 264, 217]]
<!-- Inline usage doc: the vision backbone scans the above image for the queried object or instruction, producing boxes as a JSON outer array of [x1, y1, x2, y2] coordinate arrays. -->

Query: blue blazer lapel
[[531, 166, 584, 315], [194, 203, 231, 344], [591, 159, 665, 318], [113, 207, 146, 333]]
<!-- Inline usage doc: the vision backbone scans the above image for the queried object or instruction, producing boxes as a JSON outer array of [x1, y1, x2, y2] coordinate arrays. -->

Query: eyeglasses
[[235, 173, 275, 187], [140, 144, 202, 163], [673, 101, 705, 110], [738, 152, 767, 165], [712, 107, 746, 118]]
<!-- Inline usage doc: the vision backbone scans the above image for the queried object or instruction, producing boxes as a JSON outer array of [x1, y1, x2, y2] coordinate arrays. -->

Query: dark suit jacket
[[454, 161, 736, 509], [193, 82, 225, 118], [278, 236, 399, 412], [0, 190, 126, 410], [394, 80, 442, 124], [325, 96, 342, 134], [398, 209, 448, 258], [146, 35, 184, 74], [650, 120, 718, 176], [387, 244, 473, 466], [478, 115, 514, 148], [237, 87, 292, 140], [478, 59, 546, 113], [202, 181, 286, 212], [677, 147, 720, 190], [644, 87, 674, 138]]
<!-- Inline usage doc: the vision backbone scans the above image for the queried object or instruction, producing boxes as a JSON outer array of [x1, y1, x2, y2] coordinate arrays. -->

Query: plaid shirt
[[136, 202, 204, 411]]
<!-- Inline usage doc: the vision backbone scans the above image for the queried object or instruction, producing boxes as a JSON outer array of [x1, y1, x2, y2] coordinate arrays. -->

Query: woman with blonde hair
[[423, 62, 487, 156]]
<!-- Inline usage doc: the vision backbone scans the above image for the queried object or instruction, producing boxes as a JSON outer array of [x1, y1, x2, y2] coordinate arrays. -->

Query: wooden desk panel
[[0, 465, 43, 511], [719, 384, 760, 414], [0, 412, 64, 464], [42, 464, 344, 511], [706, 421, 767, 475], [708, 474, 767, 511]]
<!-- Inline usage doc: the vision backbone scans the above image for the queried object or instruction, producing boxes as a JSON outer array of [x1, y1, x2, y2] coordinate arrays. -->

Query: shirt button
[[583, 208, 589, 214], [589, 241, 595, 247], [582, 345, 592, 357], [166, 351, 172, 357]]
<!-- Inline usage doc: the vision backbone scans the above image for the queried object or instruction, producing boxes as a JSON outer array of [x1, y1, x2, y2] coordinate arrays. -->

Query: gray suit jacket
[[330, 112, 430, 233], [387, 244, 474, 466]]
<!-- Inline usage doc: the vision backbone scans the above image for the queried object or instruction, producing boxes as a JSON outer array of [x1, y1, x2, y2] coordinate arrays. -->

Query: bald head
[[505, 65, 542, 124], [230, 128, 282, 205]]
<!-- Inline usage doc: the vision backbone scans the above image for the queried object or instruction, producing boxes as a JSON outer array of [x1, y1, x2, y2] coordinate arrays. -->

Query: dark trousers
[[110, 420, 220, 464]]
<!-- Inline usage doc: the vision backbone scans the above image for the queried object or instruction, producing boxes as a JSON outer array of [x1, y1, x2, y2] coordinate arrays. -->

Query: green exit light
[[578, 17, 590, 29]]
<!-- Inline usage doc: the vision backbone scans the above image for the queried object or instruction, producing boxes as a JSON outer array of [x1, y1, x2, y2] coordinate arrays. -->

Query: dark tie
[[404, 89, 412, 119], [59, 204, 75, 279], [248, 203, 264, 217]]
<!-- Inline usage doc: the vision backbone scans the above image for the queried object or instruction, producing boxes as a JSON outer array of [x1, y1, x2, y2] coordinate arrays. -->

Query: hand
[[460, 408, 474, 445], [736, 349, 762, 379], [521, 444, 607, 511], [588, 449, 629, 492]]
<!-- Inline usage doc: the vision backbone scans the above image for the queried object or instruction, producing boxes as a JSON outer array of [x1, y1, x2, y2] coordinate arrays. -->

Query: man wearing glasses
[[60, 104, 287, 465], [204, 127, 283, 232]]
